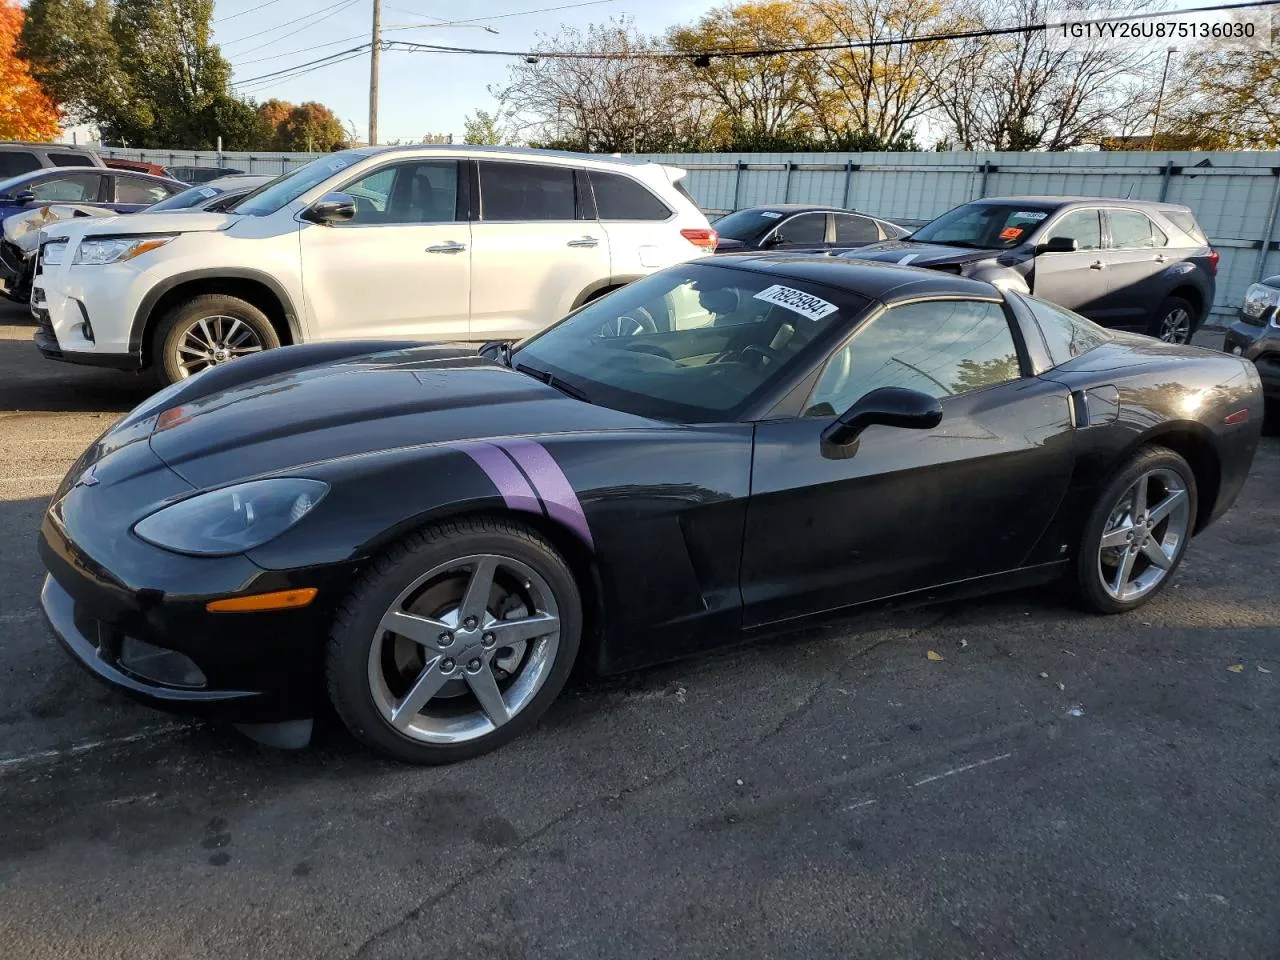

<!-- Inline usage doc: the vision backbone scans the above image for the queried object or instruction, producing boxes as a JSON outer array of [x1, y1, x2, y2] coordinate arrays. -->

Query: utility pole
[[1148, 46, 1176, 151], [369, 0, 382, 146]]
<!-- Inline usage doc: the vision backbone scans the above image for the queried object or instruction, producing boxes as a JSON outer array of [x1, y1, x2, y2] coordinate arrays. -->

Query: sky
[[213, 0, 722, 144]]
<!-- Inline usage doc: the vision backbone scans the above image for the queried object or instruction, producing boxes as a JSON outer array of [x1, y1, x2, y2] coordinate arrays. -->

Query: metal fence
[[98, 146, 1280, 324]]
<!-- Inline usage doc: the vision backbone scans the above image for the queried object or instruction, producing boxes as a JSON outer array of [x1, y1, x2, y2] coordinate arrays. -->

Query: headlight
[[40, 239, 68, 266], [133, 478, 329, 556], [73, 235, 176, 265]]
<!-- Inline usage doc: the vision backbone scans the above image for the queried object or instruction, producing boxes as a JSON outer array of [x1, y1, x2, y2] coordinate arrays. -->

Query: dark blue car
[[0, 166, 184, 222]]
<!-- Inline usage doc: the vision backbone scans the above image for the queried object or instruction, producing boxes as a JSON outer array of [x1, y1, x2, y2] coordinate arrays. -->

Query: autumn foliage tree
[[0, 0, 61, 141]]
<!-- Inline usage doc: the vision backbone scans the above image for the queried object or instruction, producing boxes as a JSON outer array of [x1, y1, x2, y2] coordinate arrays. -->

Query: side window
[[1016, 294, 1110, 365], [773, 213, 826, 245], [1109, 209, 1165, 249], [339, 161, 458, 225], [808, 300, 1022, 415], [834, 214, 878, 244], [28, 174, 102, 202], [115, 176, 173, 204], [590, 171, 671, 220], [1044, 209, 1102, 251], [0, 152, 39, 178], [479, 161, 575, 221], [49, 152, 92, 167]]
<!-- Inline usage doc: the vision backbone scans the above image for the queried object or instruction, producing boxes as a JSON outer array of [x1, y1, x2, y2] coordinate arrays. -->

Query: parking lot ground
[[0, 300, 1277, 959]]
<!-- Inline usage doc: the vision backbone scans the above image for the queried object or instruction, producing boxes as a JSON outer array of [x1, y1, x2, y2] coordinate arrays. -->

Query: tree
[[0, 0, 60, 140], [929, 0, 1161, 151], [668, 1, 821, 145], [257, 98, 293, 136], [275, 101, 345, 151], [494, 17, 708, 152], [805, 0, 969, 145], [463, 109, 509, 145], [19, 0, 118, 127]]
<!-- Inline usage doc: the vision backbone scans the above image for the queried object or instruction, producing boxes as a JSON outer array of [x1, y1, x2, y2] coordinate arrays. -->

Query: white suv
[[31, 145, 715, 384]]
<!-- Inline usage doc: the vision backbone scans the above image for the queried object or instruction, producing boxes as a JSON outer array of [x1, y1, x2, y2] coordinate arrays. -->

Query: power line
[[236, 51, 371, 94], [385, 0, 620, 25], [386, 0, 1280, 60], [219, 0, 359, 47], [235, 44, 372, 88], [231, 33, 369, 68], [232, 0, 366, 58], [214, 0, 289, 24]]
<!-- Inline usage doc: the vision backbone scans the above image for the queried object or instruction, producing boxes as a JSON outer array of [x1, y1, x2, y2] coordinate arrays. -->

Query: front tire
[[326, 517, 582, 764], [151, 293, 279, 386], [1074, 445, 1197, 614], [1150, 295, 1196, 344]]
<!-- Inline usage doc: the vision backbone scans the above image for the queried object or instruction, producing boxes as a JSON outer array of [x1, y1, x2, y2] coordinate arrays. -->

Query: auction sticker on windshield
[[753, 284, 839, 321]]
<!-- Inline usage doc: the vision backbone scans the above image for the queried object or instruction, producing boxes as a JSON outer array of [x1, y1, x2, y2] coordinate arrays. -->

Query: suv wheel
[[1150, 296, 1196, 344], [152, 294, 280, 385]]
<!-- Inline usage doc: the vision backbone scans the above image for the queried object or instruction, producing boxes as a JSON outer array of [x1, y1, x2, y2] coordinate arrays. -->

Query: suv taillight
[[681, 228, 718, 251], [1208, 249, 1219, 276]]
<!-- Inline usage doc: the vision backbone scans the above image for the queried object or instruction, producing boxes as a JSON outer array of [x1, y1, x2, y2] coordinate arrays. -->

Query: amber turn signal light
[[206, 587, 318, 613]]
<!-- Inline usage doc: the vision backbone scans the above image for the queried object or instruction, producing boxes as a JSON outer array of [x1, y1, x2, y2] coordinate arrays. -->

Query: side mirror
[[1038, 235, 1077, 254], [15, 191, 37, 205], [302, 192, 356, 225], [821, 386, 943, 447]]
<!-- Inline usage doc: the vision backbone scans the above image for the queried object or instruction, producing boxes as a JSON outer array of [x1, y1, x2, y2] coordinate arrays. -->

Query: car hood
[[42, 210, 239, 242], [147, 345, 661, 488], [844, 240, 1002, 267]]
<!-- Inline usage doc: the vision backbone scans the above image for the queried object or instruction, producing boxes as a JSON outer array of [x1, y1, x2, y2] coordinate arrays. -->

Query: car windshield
[[512, 263, 867, 422], [147, 184, 222, 212], [910, 201, 1059, 249], [233, 153, 366, 217], [713, 208, 790, 242]]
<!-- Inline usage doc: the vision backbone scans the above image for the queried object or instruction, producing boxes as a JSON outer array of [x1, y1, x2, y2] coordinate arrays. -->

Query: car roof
[[982, 195, 1193, 212], [708, 253, 1001, 303], [0, 141, 94, 150], [336, 143, 662, 170]]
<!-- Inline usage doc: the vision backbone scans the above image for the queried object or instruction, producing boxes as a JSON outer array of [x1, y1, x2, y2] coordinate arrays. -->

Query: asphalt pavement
[[0, 300, 1277, 960]]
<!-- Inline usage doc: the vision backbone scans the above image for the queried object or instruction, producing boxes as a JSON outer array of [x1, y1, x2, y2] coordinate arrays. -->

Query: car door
[[833, 212, 881, 248], [762, 212, 829, 252], [298, 158, 471, 341], [24, 171, 106, 206], [1099, 208, 1172, 328], [740, 297, 1075, 627], [110, 174, 178, 212], [589, 168, 684, 276], [1030, 207, 1112, 319], [469, 160, 610, 341]]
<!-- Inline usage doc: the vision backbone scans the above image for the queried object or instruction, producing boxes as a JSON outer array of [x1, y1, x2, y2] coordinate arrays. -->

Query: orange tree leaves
[[0, 0, 60, 140]]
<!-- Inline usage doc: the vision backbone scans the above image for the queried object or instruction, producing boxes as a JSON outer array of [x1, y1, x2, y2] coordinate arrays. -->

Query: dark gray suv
[[1223, 274, 1280, 410], [0, 141, 104, 179], [840, 197, 1217, 343]]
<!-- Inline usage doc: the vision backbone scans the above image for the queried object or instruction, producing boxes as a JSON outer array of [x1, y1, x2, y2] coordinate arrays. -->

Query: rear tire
[[1149, 295, 1196, 344], [1074, 445, 1197, 614], [326, 517, 581, 765], [151, 293, 279, 386]]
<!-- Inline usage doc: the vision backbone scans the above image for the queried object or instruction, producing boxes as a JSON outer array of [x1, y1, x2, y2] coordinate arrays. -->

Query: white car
[[31, 146, 715, 384]]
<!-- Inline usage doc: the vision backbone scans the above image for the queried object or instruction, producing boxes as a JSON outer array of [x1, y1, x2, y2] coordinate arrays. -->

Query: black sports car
[[40, 256, 1265, 764]]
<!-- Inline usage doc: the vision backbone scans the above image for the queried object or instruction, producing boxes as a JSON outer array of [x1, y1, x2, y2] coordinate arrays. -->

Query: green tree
[[463, 109, 508, 145]]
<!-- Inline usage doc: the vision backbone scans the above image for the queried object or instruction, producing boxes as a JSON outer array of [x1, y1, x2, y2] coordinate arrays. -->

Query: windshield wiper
[[515, 363, 591, 403]]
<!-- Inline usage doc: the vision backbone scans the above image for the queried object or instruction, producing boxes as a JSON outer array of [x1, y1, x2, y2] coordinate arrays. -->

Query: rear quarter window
[[49, 153, 94, 167], [1163, 211, 1207, 244], [589, 171, 672, 221], [1017, 293, 1111, 365]]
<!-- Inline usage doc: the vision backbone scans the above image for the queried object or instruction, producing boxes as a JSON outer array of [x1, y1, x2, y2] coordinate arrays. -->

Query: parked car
[[1223, 274, 1280, 411], [103, 157, 174, 178], [0, 166, 184, 222], [840, 197, 1218, 344], [166, 165, 247, 184], [713, 204, 909, 254], [31, 145, 714, 384], [39, 256, 1263, 762], [145, 175, 274, 213], [0, 141, 104, 179]]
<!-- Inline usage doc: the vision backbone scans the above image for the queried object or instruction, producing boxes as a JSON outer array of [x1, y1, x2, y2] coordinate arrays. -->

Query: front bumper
[[39, 507, 353, 725], [31, 254, 149, 369], [1224, 312, 1280, 400]]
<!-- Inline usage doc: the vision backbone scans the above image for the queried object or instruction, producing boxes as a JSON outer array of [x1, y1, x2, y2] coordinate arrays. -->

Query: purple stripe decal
[[499, 440, 594, 548], [461, 442, 542, 514]]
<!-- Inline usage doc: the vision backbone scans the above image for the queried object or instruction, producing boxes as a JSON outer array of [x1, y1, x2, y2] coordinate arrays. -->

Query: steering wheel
[[739, 344, 783, 369], [598, 311, 657, 338]]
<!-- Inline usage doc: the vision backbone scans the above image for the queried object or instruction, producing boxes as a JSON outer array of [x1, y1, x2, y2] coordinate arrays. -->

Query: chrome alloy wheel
[[176, 315, 264, 378], [1158, 307, 1192, 344], [1097, 468, 1191, 602], [367, 554, 561, 744]]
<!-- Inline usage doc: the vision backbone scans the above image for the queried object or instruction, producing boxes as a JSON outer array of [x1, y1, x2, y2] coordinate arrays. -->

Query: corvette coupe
[[40, 256, 1264, 764]]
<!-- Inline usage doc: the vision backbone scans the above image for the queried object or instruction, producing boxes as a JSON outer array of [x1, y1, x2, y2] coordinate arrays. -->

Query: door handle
[[1089, 260, 1106, 270], [567, 236, 599, 248], [426, 242, 466, 254], [1154, 254, 1168, 263]]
